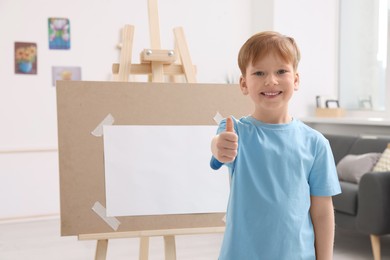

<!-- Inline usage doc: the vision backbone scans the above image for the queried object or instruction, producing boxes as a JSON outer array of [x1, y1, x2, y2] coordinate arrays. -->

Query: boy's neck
[[251, 111, 292, 124]]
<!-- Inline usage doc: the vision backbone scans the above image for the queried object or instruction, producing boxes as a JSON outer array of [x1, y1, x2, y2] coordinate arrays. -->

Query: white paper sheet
[[103, 125, 229, 217]]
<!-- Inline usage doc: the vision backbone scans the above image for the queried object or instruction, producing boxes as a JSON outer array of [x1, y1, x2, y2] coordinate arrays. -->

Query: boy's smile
[[261, 91, 283, 97]]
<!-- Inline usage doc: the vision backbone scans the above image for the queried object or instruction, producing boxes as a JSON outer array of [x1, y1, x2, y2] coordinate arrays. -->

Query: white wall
[[252, 0, 274, 32], [272, 0, 339, 118], [0, 0, 338, 219]]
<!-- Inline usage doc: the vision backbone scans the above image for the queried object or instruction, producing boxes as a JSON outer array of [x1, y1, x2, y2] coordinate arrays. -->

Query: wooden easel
[[78, 1, 224, 259], [111, 0, 196, 83]]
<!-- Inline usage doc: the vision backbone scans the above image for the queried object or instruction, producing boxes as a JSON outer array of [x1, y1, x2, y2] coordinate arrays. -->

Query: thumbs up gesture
[[211, 117, 238, 163]]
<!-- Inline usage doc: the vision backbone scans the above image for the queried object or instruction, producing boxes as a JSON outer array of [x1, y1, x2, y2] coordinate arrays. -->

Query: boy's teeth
[[263, 92, 280, 96]]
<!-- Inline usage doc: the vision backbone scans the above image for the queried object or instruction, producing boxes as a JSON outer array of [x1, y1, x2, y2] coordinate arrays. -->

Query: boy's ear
[[294, 73, 300, 91], [240, 76, 249, 95]]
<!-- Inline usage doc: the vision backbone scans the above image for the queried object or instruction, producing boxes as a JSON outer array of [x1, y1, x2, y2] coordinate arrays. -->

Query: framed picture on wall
[[48, 17, 70, 49], [52, 66, 81, 86], [14, 42, 37, 75]]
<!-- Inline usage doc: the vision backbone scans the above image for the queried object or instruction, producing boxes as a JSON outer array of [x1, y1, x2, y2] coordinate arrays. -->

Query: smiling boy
[[210, 31, 341, 260]]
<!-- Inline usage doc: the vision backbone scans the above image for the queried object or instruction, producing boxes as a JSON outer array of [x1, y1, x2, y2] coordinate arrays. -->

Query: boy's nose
[[265, 74, 278, 86]]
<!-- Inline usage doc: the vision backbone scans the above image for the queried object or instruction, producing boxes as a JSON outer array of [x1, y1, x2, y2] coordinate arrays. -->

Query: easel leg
[[95, 239, 108, 260], [164, 235, 177, 260], [118, 25, 135, 82], [139, 236, 150, 260], [173, 27, 196, 83]]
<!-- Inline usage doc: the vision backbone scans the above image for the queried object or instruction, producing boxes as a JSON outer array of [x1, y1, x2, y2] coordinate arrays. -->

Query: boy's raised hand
[[212, 117, 238, 163]]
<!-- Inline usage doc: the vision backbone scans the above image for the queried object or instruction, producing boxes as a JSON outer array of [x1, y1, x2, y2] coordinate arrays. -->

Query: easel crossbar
[[78, 227, 225, 241], [112, 63, 196, 76]]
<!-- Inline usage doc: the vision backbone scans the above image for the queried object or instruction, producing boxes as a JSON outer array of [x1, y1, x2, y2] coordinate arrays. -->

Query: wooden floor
[[1, 216, 390, 260]]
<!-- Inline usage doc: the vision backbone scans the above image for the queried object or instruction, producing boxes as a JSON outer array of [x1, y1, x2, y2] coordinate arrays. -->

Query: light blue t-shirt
[[211, 116, 341, 260]]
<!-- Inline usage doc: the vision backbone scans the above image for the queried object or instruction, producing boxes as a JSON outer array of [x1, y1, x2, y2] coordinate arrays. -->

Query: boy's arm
[[310, 196, 335, 260]]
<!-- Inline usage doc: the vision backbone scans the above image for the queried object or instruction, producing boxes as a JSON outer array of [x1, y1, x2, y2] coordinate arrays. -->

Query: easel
[[111, 0, 196, 83], [78, 1, 224, 259]]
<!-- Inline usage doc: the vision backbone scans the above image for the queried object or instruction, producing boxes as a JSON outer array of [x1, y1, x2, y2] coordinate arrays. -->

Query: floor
[[0, 216, 390, 260]]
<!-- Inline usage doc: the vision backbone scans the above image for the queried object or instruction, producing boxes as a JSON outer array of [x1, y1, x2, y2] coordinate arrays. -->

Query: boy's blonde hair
[[238, 31, 301, 76]]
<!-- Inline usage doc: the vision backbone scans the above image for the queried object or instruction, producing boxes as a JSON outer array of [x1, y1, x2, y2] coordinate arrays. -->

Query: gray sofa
[[325, 134, 390, 260]]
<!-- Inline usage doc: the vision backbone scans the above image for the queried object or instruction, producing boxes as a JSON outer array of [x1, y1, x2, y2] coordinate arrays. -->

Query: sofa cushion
[[336, 153, 381, 183], [373, 145, 390, 172], [333, 181, 359, 215]]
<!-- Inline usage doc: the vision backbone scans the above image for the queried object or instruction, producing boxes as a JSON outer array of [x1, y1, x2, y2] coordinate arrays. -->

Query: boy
[[210, 31, 341, 259]]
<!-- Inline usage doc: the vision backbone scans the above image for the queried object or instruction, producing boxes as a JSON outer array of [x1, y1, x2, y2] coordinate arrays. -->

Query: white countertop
[[300, 117, 390, 126]]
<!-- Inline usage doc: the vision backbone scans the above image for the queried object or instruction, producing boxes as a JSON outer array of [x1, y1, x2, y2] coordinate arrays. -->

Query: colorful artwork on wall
[[48, 17, 70, 49], [14, 42, 37, 75], [52, 66, 81, 86]]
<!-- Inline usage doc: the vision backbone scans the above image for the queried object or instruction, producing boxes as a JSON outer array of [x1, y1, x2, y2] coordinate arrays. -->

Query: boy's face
[[239, 53, 299, 117]]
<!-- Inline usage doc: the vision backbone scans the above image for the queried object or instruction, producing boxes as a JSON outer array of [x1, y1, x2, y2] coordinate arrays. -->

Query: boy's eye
[[253, 71, 265, 76], [277, 69, 288, 75]]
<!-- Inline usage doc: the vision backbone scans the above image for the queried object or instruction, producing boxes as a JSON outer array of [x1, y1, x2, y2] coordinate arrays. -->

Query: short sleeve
[[309, 137, 341, 196]]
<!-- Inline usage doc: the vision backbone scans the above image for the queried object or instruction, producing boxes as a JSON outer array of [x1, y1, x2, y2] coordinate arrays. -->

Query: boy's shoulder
[[294, 119, 328, 139], [299, 118, 326, 132]]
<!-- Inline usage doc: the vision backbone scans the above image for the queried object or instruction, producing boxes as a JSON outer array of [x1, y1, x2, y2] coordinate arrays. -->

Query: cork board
[[56, 81, 252, 236]]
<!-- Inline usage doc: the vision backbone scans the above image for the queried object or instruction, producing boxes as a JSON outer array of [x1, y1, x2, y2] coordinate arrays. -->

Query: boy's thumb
[[226, 117, 233, 132]]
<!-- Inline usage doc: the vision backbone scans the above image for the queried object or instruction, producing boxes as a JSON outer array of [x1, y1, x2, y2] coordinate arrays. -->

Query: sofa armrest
[[356, 172, 390, 235]]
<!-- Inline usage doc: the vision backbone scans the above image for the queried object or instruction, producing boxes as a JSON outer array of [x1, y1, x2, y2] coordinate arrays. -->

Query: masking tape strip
[[92, 201, 121, 231], [213, 112, 224, 125], [91, 114, 115, 137]]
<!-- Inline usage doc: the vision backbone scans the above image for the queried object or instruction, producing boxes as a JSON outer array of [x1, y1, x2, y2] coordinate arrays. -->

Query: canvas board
[[57, 81, 252, 236]]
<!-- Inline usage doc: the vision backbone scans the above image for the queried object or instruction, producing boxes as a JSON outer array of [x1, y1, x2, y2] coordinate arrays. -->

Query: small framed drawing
[[15, 42, 37, 75], [52, 66, 81, 86], [48, 17, 70, 49]]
